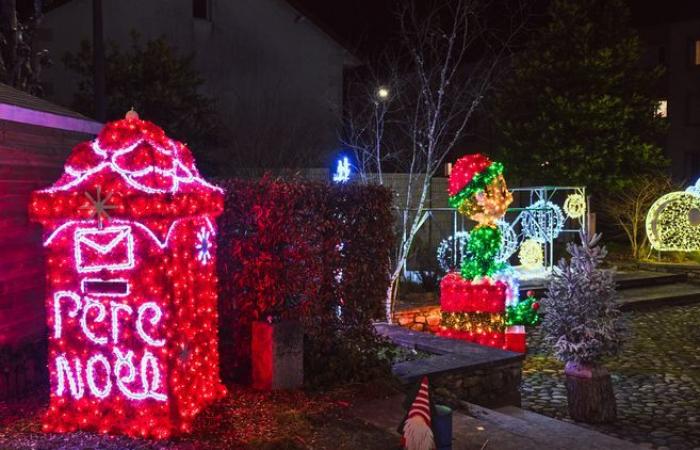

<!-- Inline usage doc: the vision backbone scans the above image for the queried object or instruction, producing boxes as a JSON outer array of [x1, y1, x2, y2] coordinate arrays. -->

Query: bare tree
[[0, 0, 50, 96], [343, 0, 526, 322], [600, 176, 679, 260]]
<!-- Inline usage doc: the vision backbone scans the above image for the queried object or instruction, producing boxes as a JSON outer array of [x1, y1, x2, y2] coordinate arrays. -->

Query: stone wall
[[393, 305, 441, 333], [430, 361, 522, 409]]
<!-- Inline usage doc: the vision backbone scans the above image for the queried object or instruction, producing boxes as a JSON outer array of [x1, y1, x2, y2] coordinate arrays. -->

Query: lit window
[[657, 100, 668, 118], [695, 40, 700, 65]]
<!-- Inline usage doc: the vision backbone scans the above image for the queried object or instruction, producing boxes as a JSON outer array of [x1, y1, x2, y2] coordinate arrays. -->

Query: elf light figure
[[29, 111, 226, 438], [438, 154, 539, 352]]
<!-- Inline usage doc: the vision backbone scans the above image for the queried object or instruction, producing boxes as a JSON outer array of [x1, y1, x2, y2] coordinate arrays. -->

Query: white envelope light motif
[[75, 226, 135, 273]]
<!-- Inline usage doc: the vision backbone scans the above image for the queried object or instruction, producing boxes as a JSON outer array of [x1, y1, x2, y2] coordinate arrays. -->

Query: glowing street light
[[376, 86, 390, 100]]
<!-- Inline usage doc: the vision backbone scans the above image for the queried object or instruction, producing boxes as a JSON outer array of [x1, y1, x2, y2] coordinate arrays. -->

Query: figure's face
[[458, 175, 512, 225]]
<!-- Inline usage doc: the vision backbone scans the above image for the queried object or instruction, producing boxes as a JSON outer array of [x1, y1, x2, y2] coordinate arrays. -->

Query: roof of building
[[0, 83, 102, 134]]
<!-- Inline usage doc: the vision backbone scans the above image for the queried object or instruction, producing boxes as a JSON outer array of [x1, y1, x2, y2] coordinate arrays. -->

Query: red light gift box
[[440, 272, 507, 314], [29, 112, 226, 439]]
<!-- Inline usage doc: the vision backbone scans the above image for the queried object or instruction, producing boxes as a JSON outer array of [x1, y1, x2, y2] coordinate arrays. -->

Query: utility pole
[[92, 0, 106, 121]]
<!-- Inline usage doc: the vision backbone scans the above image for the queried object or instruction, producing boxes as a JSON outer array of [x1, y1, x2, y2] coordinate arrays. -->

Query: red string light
[[29, 115, 226, 439]]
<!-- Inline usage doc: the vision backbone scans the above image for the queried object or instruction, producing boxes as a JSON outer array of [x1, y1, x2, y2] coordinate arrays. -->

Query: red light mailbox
[[29, 113, 226, 438]]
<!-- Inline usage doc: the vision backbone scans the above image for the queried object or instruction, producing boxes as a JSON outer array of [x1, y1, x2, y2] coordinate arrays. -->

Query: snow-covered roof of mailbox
[[29, 111, 223, 230]]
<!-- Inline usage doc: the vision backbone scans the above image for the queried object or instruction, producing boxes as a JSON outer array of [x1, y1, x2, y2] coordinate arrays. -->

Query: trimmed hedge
[[216, 177, 394, 386]]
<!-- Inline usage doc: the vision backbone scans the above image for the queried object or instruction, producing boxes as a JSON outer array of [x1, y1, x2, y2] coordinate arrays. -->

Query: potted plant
[[541, 232, 626, 423]]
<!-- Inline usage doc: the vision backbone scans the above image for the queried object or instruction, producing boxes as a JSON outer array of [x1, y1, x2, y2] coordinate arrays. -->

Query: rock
[[397, 316, 414, 326]]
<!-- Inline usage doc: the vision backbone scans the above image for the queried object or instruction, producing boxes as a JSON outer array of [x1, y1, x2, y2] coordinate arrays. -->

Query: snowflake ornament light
[[195, 226, 212, 264]]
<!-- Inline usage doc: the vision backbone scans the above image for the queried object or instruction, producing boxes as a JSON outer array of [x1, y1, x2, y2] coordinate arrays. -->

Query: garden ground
[[523, 304, 700, 450], [0, 383, 400, 449]]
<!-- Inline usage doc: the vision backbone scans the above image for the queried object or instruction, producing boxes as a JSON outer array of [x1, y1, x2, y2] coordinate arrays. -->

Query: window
[[694, 40, 700, 65], [657, 100, 668, 118], [193, 0, 209, 20]]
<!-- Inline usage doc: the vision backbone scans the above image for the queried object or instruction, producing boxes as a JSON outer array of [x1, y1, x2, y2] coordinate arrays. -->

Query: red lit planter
[[440, 272, 507, 314]]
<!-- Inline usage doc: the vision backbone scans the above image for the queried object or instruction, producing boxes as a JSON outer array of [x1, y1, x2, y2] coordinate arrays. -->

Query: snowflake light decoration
[[195, 226, 213, 264], [522, 200, 565, 243], [563, 193, 586, 219]]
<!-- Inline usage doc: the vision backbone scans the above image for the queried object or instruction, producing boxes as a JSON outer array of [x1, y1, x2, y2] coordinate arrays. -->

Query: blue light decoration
[[332, 156, 351, 183]]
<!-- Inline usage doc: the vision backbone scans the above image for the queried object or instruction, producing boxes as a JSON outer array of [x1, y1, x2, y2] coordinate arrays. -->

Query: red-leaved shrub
[[216, 177, 394, 386]]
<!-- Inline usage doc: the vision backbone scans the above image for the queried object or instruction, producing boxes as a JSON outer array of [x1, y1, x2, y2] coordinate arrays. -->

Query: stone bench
[[375, 323, 524, 408]]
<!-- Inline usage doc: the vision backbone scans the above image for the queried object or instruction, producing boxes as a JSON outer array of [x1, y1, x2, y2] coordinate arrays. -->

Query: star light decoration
[[79, 186, 116, 229], [563, 193, 586, 219]]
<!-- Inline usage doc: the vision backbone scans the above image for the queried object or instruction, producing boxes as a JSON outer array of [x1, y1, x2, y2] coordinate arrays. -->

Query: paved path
[[349, 395, 641, 449], [523, 304, 700, 450]]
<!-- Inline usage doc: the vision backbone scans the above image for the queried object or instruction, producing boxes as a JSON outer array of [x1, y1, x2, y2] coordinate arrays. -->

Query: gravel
[[522, 304, 700, 450]]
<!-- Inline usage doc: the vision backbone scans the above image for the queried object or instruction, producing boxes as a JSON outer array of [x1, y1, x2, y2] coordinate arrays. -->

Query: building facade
[[39, 0, 354, 168], [640, 19, 700, 181]]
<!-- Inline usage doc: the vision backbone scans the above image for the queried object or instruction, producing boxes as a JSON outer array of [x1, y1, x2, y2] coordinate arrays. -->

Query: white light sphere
[[522, 200, 565, 242], [436, 231, 470, 272]]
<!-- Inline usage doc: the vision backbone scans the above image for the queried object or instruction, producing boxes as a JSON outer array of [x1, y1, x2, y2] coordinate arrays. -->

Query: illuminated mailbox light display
[[29, 112, 226, 438]]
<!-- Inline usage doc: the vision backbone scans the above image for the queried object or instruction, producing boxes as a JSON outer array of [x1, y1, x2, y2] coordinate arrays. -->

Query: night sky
[[291, 0, 700, 59]]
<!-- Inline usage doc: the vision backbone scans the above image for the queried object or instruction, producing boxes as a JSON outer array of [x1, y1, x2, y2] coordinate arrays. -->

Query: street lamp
[[376, 86, 390, 100]]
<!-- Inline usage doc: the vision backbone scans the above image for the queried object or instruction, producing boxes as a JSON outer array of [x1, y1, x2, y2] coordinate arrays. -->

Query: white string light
[[80, 298, 108, 345], [136, 302, 165, 347], [55, 354, 84, 399], [436, 231, 470, 272], [110, 301, 133, 345], [86, 354, 112, 399], [53, 291, 81, 339], [74, 226, 135, 273], [496, 220, 518, 263]]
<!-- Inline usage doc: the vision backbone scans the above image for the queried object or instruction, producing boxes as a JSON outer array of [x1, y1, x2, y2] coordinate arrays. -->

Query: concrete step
[[618, 282, 700, 310], [520, 270, 688, 298], [471, 403, 642, 450], [348, 395, 643, 450]]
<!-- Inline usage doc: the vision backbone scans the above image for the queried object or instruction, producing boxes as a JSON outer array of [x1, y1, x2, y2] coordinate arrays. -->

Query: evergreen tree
[[541, 233, 626, 364], [494, 0, 668, 195]]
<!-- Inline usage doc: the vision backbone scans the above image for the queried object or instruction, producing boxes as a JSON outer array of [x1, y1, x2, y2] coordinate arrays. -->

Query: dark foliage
[[494, 0, 668, 196], [0, 0, 50, 96], [216, 177, 395, 388], [63, 31, 224, 172]]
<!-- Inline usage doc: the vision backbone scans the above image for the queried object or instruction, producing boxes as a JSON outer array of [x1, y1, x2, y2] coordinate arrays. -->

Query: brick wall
[[392, 305, 442, 333], [0, 119, 94, 399]]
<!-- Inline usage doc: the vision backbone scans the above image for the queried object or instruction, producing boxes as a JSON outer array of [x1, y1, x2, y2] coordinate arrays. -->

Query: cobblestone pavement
[[523, 304, 700, 450]]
